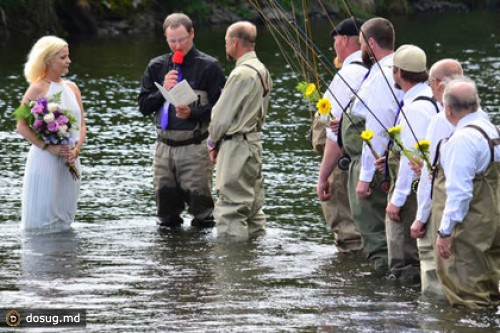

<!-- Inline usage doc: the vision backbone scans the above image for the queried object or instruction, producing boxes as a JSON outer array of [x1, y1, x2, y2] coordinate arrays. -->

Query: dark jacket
[[138, 46, 226, 131]]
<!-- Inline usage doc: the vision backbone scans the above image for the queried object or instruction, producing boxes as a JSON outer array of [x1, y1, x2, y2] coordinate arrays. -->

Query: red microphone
[[172, 50, 184, 82]]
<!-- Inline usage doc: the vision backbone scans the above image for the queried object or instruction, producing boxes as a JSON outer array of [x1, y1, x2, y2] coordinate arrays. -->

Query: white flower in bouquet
[[47, 102, 59, 113], [43, 113, 55, 123], [58, 125, 69, 137]]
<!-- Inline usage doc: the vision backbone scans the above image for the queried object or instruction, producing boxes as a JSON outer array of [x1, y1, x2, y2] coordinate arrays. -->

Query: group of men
[[137, 11, 500, 309], [138, 13, 271, 240], [315, 17, 499, 308]]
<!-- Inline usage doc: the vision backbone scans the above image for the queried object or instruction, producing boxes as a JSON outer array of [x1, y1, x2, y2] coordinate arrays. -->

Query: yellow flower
[[360, 129, 374, 142], [316, 97, 331, 116], [305, 83, 316, 97], [388, 125, 402, 136], [414, 139, 430, 151]]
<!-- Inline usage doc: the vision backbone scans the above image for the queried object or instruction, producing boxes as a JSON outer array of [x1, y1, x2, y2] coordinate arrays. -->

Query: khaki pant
[[153, 135, 213, 224], [215, 133, 265, 239], [321, 166, 362, 253]]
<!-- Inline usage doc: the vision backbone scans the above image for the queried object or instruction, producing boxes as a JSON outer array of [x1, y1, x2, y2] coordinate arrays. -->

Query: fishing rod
[[252, 0, 392, 160], [250, 0, 384, 160], [249, 0, 347, 117], [340, 0, 428, 158], [264, 0, 398, 139]]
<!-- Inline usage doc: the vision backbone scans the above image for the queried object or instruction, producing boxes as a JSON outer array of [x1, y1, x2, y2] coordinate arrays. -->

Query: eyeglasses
[[166, 35, 190, 45]]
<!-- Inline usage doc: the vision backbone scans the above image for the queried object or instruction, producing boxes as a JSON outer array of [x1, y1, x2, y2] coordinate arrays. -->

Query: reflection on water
[[21, 230, 80, 280], [0, 10, 500, 332]]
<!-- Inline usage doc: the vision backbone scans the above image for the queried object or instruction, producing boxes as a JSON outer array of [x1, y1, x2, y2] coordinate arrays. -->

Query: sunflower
[[360, 129, 374, 142], [414, 139, 431, 151], [305, 83, 316, 97], [388, 125, 403, 136], [316, 97, 331, 116]]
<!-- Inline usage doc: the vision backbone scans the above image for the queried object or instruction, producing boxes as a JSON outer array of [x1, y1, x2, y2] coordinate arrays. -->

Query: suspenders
[[431, 123, 500, 197]]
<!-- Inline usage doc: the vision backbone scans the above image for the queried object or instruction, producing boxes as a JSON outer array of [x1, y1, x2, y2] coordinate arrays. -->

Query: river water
[[0, 11, 499, 332]]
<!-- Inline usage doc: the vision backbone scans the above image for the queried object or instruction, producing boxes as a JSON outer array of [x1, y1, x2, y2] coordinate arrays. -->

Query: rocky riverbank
[[0, 0, 496, 37]]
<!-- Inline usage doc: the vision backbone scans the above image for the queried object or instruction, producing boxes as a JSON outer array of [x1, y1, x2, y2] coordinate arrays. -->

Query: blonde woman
[[16, 35, 86, 232]]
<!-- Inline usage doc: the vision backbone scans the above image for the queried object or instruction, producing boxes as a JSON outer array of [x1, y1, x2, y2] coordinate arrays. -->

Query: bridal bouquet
[[14, 91, 80, 180]]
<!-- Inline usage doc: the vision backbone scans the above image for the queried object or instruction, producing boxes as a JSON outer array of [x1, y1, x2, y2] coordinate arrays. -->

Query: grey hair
[[443, 75, 480, 113]]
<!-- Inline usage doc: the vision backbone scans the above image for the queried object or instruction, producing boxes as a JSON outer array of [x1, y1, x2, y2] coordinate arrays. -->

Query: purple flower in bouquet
[[53, 109, 63, 118], [33, 118, 45, 131], [31, 101, 45, 115], [47, 121, 59, 133], [56, 115, 69, 125]]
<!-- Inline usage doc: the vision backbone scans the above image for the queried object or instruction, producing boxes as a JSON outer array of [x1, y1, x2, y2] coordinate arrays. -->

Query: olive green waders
[[341, 114, 388, 271], [386, 151, 420, 284]]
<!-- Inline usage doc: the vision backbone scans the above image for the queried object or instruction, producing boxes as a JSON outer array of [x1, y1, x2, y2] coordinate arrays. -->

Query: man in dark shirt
[[138, 13, 225, 228]]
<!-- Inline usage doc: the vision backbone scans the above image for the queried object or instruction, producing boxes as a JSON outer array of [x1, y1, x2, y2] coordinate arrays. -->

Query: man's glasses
[[166, 35, 190, 45]]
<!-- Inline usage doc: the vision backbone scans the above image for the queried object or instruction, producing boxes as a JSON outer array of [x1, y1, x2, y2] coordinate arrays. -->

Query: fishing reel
[[379, 178, 391, 193], [337, 154, 351, 171], [411, 179, 420, 194]]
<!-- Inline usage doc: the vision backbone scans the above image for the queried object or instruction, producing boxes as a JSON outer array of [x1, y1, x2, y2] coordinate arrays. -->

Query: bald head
[[429, 59, 463, 82], [429, 59, 463, 103], [443, 76, 480, 115], [227, 21, 257, 48]]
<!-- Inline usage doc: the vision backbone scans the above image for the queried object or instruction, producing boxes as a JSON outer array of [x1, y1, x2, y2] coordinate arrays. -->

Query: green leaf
[[13, 104, 34, 124]]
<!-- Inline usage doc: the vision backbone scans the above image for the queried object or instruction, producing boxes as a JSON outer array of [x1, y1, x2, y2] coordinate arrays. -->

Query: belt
[[223, 133, 247, 141], [157, 131, 208, 147], [222, 132, 261, 141]]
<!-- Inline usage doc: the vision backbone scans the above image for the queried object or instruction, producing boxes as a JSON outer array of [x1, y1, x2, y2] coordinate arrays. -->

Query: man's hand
[[317, 178, 331, 201], [356, 180, 371, 199], [374, 155, 386, 174], [329, 118, 340, 135], [386, 202, 401, 221], [164, 70, 179, 91], [209, 149, 218, 164], [436, 237, 452, 259], [175, 105, 191, 119], [410, 220, 426, 238], [409, 157, 423, 177]]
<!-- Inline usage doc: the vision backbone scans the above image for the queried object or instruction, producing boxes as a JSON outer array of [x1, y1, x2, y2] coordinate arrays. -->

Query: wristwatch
[[437, 229, 451, 238]]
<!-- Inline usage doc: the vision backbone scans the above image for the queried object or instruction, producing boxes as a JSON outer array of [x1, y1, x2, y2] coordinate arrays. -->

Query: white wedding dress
[[21, 81, 82, 233]]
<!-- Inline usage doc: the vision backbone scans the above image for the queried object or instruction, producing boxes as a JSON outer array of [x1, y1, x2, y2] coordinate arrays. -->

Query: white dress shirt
[[391, 83, 437, 207], [350, 53, 404, 183], [438, 111, 500, 234], [416, 108, 490, 223], [324, 50, 369, 142]]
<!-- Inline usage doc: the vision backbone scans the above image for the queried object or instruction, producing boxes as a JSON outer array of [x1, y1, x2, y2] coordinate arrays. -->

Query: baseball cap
[[393, 44, 427, 72], [330, 17, 365, 37]]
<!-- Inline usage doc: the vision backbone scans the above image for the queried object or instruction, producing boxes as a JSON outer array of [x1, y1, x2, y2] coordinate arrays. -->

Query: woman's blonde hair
[[24, 35, 68, 83]]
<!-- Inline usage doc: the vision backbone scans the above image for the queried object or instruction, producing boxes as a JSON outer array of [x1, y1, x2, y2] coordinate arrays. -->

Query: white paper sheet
[[154, 80, 198, 107]]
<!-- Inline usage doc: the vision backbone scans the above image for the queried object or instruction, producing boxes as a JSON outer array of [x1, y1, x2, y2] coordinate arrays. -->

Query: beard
[[361, 50, 374, 68], [226, 51, 235, 62], [394, 82, 402, 90]]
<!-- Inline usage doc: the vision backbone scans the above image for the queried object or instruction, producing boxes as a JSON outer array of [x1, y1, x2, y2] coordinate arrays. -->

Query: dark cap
[[330, 17, 365, 37]]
